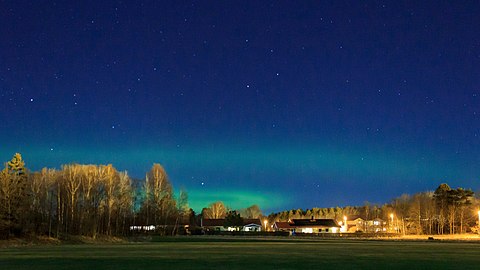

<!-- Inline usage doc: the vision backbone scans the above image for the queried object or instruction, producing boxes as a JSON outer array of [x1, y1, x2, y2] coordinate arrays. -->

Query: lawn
[[1, 237, 480, 269]]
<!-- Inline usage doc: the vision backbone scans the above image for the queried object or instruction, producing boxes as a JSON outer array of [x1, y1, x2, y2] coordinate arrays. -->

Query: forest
[[0, 152, 477, 238], [0, 153, 188, 238]]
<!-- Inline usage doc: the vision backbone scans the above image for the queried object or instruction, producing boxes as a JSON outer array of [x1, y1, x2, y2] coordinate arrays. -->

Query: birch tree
[[202, 201, 226, 219], [140, 163, 176, 234], [62, 164, 82, 234]]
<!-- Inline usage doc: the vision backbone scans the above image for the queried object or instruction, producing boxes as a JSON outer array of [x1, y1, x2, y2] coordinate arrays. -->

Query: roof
[[274, 222, 294, 229], [292, 219, 340, 228], [202, 219, 224, 227], [202, 218, 262, 227], [243, 219, 262, 226]]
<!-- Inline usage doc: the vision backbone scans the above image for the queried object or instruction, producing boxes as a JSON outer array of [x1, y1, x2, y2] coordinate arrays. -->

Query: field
[[1, 237, 480, 269]]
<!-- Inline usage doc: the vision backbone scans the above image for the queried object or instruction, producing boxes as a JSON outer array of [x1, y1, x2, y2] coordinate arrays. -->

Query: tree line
[[0, 153, 189, 238], [1, 152, 477, 238], [201, 201, 262, 219], [0, 153, 263, 239], [267, 184, 477, 235]]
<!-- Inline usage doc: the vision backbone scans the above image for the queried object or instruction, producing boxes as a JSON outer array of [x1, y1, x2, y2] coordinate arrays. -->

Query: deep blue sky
[[1, 1, 479, 213]]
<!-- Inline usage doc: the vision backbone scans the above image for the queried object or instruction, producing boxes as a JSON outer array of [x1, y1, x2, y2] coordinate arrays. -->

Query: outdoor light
[[390, 213, 394, 233], [264, 220, 268, 231]]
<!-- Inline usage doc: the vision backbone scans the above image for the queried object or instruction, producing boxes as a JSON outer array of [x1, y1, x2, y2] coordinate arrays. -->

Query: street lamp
[[390, 213, 394, 233], [264, 219, 268, 232], [343, 216, 347, 232]]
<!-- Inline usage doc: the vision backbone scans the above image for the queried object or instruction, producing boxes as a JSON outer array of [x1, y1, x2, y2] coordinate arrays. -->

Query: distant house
[[243, 220, 262, 231], [273, 219, 341, 234], [201, 218, 262, 232], [273, 222, 293, 232], [129, 225, 156, 231], [201, 218, 225, 231], [366, 218, 387, 233], [344, 216, 387, 233], [129, 222, 190, 233], [345, 215, 366, 232]]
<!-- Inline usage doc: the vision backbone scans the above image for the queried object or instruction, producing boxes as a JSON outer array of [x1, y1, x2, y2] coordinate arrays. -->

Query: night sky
[[1, 1, 479, 213]]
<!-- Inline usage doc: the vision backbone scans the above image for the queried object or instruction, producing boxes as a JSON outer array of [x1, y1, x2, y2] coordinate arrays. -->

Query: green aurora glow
[[1, 141, 475, 212]]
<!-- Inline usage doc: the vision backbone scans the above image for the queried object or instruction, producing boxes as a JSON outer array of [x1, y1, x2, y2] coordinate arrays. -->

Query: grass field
[[1, 237, 480, 269]]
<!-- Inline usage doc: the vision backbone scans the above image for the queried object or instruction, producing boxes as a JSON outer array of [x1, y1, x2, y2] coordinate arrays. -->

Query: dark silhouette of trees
[[432, 184, 474, 234], [434, 183, 451, 234], [224, 210, 243, 230]]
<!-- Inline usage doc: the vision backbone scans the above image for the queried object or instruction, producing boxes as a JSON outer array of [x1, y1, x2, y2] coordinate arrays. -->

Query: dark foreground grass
[[1, 237, 480, 269]]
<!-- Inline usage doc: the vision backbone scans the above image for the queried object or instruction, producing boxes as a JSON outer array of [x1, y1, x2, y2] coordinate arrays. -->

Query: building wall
[[297, 227, 339, 233], [244, 225, 262, 232], [347, 219, 366, 232]]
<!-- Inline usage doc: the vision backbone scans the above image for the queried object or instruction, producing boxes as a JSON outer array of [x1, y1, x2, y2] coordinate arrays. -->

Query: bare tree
[[100, 164, 118, 235], [392, 194, 410, 235], [62, 164, 82, 234], [408, 194, 422, 234], [240, 205, 262, 219], [116, 171, 133, 236], [140, 163, 176, 234], [202, 201, 226, 219]]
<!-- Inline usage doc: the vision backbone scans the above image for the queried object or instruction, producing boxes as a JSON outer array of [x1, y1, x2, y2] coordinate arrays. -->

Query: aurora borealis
[[1, 1, 479, 213]]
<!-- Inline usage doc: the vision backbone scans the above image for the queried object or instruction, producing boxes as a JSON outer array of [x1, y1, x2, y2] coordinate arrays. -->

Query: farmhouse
[[201, 218, 263, 232], [273, 218, 341, 234]]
